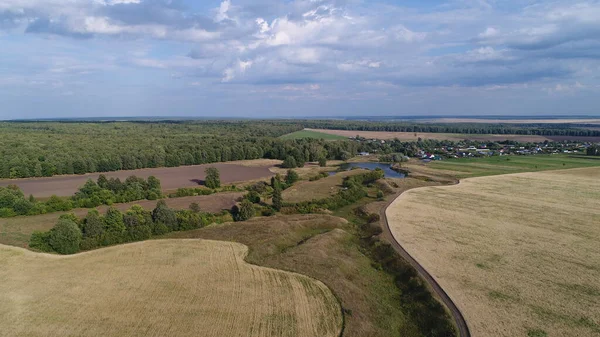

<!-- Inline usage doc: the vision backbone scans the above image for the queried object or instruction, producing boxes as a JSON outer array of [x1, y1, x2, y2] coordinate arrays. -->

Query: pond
[[338, 162, 406, 178]]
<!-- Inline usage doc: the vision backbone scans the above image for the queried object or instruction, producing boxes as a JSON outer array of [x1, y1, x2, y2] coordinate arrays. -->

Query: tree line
[[300, 120, 600, 137], [30, 200, 231, 254], [0, 175, 161, 218]]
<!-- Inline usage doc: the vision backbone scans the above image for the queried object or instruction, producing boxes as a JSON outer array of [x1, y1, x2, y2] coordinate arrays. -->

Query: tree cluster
[[30, 200, 228, 254]]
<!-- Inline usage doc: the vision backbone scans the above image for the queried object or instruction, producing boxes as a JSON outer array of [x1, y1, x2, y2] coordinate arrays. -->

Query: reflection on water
[[338, 162, 405, 178]]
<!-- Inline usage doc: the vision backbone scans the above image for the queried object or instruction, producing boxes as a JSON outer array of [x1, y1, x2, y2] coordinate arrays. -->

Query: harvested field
[[0, 239, 342, 337], [306, 128, 552, 142], [282, 170, 367, 203], [386, 167, 600, 337], [308, 128, 600, 143], [0, 161, 274, 198], [0, 192, 242, 248]]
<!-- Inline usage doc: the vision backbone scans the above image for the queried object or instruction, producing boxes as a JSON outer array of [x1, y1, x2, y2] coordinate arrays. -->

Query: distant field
[[0, 239, 342, 337], [0, 192, 242, 248], [387, 167, 600, 337], [282, 170, 367, 203], [280, 129, 347, 140], [0, 161, 274, 198], [426, 118, 600, 124], [307, 128, 600, 142], [424, 154, 600, 178]]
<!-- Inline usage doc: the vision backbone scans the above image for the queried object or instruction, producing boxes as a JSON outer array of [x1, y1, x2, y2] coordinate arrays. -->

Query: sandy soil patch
[[0, 239, 342, 337], [386, 167, 600, 337]]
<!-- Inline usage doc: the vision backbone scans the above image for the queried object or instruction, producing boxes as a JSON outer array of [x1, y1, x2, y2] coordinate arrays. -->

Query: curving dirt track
[[0, 163, 274, 198], [379, 184, 471, 337]]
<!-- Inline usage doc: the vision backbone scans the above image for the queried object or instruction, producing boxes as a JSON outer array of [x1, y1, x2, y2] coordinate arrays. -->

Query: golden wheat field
[[0, 240, 342, 337], [387, 167, 600, 337]]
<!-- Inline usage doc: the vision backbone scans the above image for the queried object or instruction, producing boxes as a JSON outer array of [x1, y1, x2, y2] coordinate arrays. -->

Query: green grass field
[[428, 155, 600, 178], [280, 129, 347, 140]]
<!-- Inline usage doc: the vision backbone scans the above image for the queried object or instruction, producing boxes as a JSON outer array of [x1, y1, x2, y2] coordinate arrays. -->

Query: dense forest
[[1, 120, 598, 179], [0, 121, 359, 179]]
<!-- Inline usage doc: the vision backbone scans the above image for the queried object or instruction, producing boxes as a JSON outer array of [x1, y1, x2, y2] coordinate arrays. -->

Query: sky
[[0, 0, 599, 119]]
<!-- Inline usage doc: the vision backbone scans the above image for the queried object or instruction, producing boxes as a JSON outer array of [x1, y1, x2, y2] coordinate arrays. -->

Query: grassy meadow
[[0, 239, 342, 337], [387, 167, 600, 337]]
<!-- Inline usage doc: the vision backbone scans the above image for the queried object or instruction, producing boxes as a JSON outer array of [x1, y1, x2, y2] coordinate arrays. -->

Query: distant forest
[[0, 120, 598, 179]]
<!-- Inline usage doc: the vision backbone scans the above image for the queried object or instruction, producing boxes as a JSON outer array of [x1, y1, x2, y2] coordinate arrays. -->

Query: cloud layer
[[1, 0, 599, 118]]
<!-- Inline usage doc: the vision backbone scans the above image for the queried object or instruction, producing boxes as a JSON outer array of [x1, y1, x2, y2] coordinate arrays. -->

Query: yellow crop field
[[0, 240, 342, 337], [386, 167, 600, 337]]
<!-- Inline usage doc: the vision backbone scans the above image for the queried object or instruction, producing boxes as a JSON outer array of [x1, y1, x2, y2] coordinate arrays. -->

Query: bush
[[282, 156, 297, 168], [29, 231, 53, 252], [245, 191, 261, 203], [285, 169, 299, 185], [49, 218, 82, 254], [233, 199, 255, 221]]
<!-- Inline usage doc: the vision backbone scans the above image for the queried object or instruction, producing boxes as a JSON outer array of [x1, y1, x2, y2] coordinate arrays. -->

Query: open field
[[279, 129, 347, 140], [386, 167, 600, 337], [0, 239, 342, 337], [165, 213, 434, 337], [282, 170, 367, 203], [421, 154, 600, 178], [306, 128, 600, 142], [0, 161, 274, 198], [0, 192, 242, 248]]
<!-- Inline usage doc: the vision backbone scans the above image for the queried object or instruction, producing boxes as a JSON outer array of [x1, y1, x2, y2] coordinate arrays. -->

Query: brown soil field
[[0, 161, 274, 198], [386, 167, 600, 337], [282, 170, 367, 203], [0, 239, 342, 337], [165, 214, 426, 337], [0, 192, 242, 248], [306, 128, 552, 142]]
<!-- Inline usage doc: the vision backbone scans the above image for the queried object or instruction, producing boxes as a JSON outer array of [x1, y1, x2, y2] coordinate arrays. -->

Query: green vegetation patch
[[429, 154, 600, 178], [279, 129, 347, 140]]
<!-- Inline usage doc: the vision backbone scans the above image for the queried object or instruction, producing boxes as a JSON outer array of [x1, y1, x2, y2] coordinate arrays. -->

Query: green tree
[[282, 156, 297, 168], [285, 169, 299, 185], [245, 191, 261, 203], [97, 174, 109, 189], [152, 200, 178, 231], [318, 156, 327, 167], [104, 207, 125, 234], [205, 167, 221, 189], [49, 218, 82, 254], [233, 199, 254, 221], [272, 186, 282, 211], [82, 210, 104, 238]]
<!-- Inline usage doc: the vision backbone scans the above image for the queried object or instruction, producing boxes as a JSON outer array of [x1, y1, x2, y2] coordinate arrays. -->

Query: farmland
[[306, 128, 600, 142], [279, 129, 347, 140], [0, 161, 274, 198], [418, 154, 600, 178], [386, 167, 600, 337], [0, 192, 242, 248], [165, 213, 447, 337], [0, 239, 342, 337]]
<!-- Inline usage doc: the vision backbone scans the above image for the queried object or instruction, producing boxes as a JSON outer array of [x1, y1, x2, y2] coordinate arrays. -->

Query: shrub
[[285, 169, 299, 185], [205, 167, 221, 189], [233, 199, 255, 221], [29, 231, 53, 252], [49, 218, 82, 254], [282, 156, 297, 168], [245, 191, 261, 203]]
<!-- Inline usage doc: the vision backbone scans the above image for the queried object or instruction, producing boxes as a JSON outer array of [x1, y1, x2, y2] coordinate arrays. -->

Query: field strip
[[386, 166, 600, 337], [0, 239, 343, 337]]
